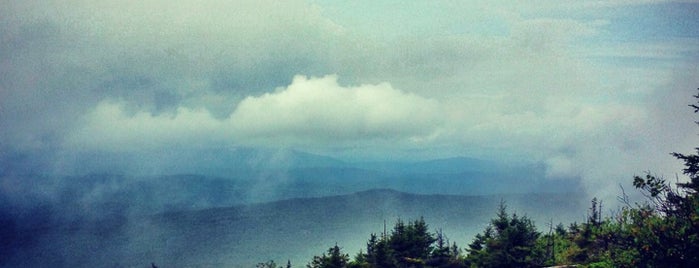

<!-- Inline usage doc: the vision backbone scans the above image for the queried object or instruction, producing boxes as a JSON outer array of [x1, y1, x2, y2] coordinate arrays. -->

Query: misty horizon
[[2, 1, 698, 201], [1, 1, 699, 267]]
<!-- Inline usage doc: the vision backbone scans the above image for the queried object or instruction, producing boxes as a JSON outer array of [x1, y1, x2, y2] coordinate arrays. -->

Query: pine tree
[[257, 260, 278, 268], [428, 229, 451, 267], [308, 244, 350, 268], [465, 201, 542, 267]]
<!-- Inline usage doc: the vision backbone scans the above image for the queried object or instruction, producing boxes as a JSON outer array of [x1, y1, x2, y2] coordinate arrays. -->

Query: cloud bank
[[67, 75, 443, 151], [1, 0, 699, 201]]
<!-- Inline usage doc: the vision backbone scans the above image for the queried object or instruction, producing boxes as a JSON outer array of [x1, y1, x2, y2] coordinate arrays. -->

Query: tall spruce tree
[[308, 244, 350, 268], [466, 201, 542, 267]]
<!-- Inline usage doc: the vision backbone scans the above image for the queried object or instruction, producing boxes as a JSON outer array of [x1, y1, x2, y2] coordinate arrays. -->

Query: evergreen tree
[[464, 226, 491, 267], [428, 229, 451, 267], [449, 242, 462, 267], [359, 231, 396, 267], [387, 217, 436, 267], [465, 201, 542, 267], [428, 230, 463, 267], [308, 244, 350, 268], [257, 260, 278, 268]]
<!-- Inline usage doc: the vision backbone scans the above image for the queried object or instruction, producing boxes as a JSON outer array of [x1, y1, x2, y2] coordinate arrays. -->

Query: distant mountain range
[[1, 189, 587, 268], [1, 147, 584, 224], [1, 148, 586, 267], [3, 147, 574, 181]]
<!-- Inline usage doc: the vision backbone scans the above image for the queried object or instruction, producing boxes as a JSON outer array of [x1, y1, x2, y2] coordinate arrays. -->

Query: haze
[[1, 1, 699, 266]]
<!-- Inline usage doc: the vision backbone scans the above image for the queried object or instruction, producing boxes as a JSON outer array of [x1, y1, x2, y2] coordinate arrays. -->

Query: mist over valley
[[0, 149, 588, 267], [1, 0, 697, 267]]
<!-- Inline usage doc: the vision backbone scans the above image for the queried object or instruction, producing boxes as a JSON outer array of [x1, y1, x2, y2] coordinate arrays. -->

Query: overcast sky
[[1, 0, 698, 198]]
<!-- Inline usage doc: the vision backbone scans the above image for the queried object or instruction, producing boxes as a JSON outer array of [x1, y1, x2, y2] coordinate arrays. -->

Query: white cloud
[[66, 75, 444, 151], [229, 75, 444, 145], [66, 101, 225, 151]]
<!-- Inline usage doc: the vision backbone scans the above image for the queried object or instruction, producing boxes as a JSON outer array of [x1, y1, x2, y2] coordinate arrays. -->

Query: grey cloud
[[62, 75, 445, 154], [0, 21, 103, 151], [1, 0, 698, 206], [0, 0, 354, 154]]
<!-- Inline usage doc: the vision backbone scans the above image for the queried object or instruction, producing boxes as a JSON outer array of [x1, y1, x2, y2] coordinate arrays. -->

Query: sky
[[1, 0, 699, 199]]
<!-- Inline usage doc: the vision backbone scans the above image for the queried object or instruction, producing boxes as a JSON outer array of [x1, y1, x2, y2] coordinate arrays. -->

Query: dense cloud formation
[[65, 75, 443, 151], [1, 0, 699, 201], [231, 75, 442, 144]]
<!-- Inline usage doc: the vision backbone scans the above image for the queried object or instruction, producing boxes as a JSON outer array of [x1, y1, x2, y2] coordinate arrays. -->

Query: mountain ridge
[[3, 147, 537, 178], [2, 188, 587, 268]]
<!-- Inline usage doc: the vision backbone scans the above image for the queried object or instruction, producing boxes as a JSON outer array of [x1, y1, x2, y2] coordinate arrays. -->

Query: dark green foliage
[[465, 201, 543, 268], [428, 230, 451, 267], [388, 217, 436, 266], [339, 218, 463, 268], [426, 230, 462, 268], [257, 259, 292, 268], [357, 232, 393, 268], [554, 223, 567, 236], [257, 260, 279, 268], [308, 244, 350, 268]]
